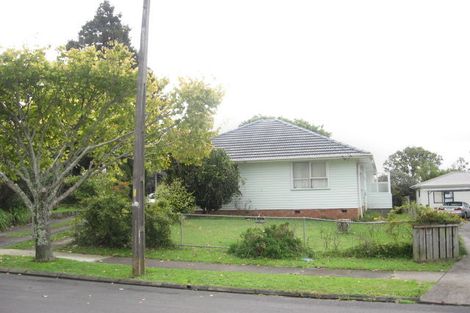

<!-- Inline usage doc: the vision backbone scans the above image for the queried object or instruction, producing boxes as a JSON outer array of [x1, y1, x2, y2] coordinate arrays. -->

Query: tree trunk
[[33, 204, 54, 262]]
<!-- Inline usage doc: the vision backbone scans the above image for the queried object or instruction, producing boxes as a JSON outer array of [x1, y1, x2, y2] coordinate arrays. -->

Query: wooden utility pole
[[132, 0, 151, 277]]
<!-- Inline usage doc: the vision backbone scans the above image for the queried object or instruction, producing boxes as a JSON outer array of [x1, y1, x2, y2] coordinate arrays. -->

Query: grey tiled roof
[[212, 119, 371, 162], [411, 172, 470, 189]]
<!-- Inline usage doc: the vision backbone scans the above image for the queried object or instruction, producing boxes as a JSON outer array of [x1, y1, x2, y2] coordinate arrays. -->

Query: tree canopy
[[66, 1, 135, 54], [165, 149, 241, 212], [0, 44, 222, 260], [383, 146, 443, 206], [239, 115, 331, 137]]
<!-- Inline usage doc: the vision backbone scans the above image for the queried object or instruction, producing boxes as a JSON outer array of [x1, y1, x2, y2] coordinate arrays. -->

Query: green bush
[[74, 175, 132, 248], [0, 210, 12, 231], [360, 211, 386, 222], [229, 223, 307, 259], [0, 207, 30, 231], [156, 179, 196, 214], [9, 207, 31, 226], [145, 200, 177, 248], [74, 174, 177, 248], [342, 242, 412, 258], [413, 208, 462, 226], [390, 202, 427, 218]]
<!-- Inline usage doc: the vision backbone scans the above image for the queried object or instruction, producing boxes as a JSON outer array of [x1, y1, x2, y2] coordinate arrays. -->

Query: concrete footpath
[[420, 222, 470, 305], [0, 247, 443, 282]]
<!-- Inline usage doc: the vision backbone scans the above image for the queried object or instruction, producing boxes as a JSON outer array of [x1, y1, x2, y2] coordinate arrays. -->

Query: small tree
[[66, 1, 135, 55], [166, 149, 240, 212]]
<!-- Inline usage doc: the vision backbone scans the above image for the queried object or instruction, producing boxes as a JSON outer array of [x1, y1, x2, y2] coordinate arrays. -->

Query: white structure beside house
[[412, 172, 470, 208], [212, 119, 392, 219]]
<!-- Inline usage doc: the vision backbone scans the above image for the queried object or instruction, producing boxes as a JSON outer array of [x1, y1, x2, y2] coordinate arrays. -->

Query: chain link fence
[[171, 214, 412, 255]]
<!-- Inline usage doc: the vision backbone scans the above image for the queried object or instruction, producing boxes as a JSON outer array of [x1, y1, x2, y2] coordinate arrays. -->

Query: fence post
[[180, 217, 183, 247], [303, 217, 306, 247]]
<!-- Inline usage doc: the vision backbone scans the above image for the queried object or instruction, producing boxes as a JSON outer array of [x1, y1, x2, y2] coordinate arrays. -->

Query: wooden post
[[452, 225, 459, 258], [132, 0, 151, 277]]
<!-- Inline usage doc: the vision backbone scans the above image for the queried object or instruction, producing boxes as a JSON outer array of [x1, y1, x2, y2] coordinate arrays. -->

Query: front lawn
[[171, 216, 412, 253], [0, 255, 433, 299]]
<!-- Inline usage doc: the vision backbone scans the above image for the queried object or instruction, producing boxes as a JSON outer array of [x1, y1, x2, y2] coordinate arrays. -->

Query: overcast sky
[[1, 0, 469, 171]]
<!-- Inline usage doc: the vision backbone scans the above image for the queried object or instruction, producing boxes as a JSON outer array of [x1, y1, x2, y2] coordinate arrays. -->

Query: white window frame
[[433, 191, 443, 204], [292, 161, 329, 190]]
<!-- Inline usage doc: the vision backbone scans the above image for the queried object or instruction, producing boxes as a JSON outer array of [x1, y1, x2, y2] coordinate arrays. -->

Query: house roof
[[411, 172, 470, 189], [212, 119, 372, 162]]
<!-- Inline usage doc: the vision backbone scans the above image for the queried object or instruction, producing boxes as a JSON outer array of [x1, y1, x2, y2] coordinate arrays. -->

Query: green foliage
[[450, 157, 469, 172], [239, 115, 331, 137], [342, 242, 412, 258], [66, 1, 135, 55], [156, 179, 196, 214], [74, 174, 178, 248], [0, 210, 11, 231], [360, 211, 386, 222], [166, 149, 240, 212], [0, 44, 221, 260], [145, 202, 177, 248], [389, 201, 428, 218], [74, 175, 132, 248], [8, 207, 31, 226], [384, 147, 444, 206], [413, 209, 462, 226], [0, 207, 31, 231], [229, 223, 307, 259]]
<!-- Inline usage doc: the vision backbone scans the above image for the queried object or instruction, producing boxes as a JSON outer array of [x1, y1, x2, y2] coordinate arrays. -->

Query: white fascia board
[[414, 185, 470, 191]]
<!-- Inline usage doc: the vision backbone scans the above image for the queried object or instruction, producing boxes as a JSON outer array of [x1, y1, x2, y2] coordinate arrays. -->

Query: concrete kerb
[[0, 268, 419, 305]]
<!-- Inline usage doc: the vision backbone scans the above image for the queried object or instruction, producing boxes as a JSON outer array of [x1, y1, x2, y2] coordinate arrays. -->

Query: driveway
[[420, 222, 470, 305]]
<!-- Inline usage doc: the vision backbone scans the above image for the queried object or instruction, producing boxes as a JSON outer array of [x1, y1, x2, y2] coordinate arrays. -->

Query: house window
[[433, 191, 443, 204], [444, 191, 454, 203], [293, 162, 328, 189]]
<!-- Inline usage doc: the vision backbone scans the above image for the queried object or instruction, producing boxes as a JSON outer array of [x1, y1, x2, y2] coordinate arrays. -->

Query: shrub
[[9, 207, 31, 226], [413, 208, 462, 226], [342, 242, 412, 258], [390, 201, 427, 218], [229, 223, 307, 259], [0, 210, 12, 231], [359, 211, 386, 222], [74, 175, 132, 248], [74, 174, 177, 248], [145, 201, 177, 248], [156, 179, 196, 214]]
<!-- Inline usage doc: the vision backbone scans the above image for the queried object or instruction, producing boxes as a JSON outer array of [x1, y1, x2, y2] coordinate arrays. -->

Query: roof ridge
[[213, 119, 268, 139], [274, 119, 371, 155]]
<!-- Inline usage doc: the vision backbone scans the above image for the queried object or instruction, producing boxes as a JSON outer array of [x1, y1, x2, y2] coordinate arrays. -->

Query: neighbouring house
[[212, 119, 392, 219], [412, 172, 470, 208]]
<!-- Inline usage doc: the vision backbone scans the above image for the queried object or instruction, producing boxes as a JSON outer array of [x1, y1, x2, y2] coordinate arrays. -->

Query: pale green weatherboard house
[[212, 119, 392, 219]]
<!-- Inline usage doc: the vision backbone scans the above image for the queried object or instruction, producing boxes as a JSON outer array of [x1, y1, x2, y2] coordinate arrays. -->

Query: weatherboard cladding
[[212, 119, 369, 161]]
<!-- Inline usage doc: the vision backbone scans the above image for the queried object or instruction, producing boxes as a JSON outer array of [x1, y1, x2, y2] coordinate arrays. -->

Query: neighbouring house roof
[[212, 119, 372, 162], [411, 172, 470, 189]]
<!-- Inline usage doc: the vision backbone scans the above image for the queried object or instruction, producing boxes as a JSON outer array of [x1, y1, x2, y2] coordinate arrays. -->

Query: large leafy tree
[[166, 149, 241, 212], [240, 115, 331, 137], [0, 44, 222, 261], [383, 147, 443, 206], [66, 1, 135, 55]]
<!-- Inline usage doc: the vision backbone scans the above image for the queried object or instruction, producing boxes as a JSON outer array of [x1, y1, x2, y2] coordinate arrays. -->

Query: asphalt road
[[0, 274, 468, 313]]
